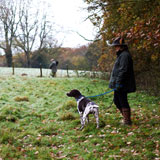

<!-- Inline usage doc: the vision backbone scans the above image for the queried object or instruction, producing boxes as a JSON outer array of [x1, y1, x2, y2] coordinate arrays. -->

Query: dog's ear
[[74, 90, 82, 98]]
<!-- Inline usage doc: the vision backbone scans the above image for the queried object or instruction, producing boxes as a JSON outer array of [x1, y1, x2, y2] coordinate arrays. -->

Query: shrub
[[62, 100, 76, 110], [0, 106, 22, 122], [14, 96, 29, 102], [59, 112, 76, 121]]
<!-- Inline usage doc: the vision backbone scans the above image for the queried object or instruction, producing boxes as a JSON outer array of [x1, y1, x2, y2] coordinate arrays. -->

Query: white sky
[[33, 0, 96, 48]]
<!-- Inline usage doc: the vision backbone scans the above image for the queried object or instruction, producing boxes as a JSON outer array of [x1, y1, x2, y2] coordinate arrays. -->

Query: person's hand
[[115, 84, 123, 91]]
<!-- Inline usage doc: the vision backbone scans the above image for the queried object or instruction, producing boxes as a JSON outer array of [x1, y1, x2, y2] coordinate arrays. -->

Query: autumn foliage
[[9, 44, 100, 71], [85, 0, 160, 95]]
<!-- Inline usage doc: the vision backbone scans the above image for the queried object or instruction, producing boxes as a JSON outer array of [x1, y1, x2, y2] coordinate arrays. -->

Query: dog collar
[[76, 95, 84, 102]]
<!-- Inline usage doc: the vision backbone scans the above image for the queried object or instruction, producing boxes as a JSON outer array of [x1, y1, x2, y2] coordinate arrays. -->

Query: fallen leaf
[[35, 151, 39, 155]]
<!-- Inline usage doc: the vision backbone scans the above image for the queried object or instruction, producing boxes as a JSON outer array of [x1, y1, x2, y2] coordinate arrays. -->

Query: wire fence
[[0, 67, 109, 79]]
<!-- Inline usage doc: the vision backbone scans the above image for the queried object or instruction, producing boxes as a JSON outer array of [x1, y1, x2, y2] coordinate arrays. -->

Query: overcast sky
[[33, 0, 96, 48]]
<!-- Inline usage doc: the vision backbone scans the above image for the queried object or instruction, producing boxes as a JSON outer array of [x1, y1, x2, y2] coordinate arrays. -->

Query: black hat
[[111, 37, 127, 46]]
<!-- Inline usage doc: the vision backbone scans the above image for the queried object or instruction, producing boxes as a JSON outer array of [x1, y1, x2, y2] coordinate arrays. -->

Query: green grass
[[0, 76, 159, 159]]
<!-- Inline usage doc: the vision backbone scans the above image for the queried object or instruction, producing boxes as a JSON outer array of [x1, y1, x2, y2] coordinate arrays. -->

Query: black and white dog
[[66, 89, 99, 130]]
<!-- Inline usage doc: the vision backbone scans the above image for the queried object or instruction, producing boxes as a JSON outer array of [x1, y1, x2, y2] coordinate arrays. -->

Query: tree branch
[[75, 31, 100, 42]]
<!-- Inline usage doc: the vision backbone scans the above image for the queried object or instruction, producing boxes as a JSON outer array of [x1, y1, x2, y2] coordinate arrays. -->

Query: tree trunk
[[26, 52, 31, 68], [5, 49, 13, 67]]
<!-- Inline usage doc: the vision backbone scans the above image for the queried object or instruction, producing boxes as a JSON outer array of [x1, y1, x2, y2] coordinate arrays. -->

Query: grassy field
[[0, 76, 159, 160], [0, 67, 107, 78]]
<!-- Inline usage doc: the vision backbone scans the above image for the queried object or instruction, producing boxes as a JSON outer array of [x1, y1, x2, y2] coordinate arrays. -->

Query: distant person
[[108, 37, 136, 125], [49, 59, 59, 77]]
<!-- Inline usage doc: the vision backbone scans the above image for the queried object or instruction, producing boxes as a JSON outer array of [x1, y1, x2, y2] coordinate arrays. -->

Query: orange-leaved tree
[[84, 0, 160, 94]]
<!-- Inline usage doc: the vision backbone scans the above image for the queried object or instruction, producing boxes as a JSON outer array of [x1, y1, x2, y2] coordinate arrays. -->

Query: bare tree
[[14, 1, 55, 67], [0, 0, 58, 67], [38, 15, 51, 50], [0, 0, 21, 66], [14, 6, 39, 67]]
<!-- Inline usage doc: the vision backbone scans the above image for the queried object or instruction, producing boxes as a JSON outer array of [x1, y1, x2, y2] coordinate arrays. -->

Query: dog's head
[[66, 89, 82, 98]]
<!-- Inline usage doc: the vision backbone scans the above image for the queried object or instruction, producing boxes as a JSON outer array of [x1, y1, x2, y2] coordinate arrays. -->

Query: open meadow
[[0, 75, 159, 160], [0, 67, 106, 79]]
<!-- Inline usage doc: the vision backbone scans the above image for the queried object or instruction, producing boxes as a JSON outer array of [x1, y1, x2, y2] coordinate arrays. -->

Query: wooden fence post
[[12, 62, 15, 75], [40, 63, 42, 77], [66, 64, 69, 77]]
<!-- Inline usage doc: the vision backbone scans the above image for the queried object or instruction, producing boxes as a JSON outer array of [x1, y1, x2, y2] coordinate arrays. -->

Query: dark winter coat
[[109, 49, 136, 93], [49, 60, 59, 72]]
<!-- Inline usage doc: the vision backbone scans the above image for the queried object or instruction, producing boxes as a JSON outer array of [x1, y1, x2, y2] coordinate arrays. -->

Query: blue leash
[[86, 89, 115, 98]]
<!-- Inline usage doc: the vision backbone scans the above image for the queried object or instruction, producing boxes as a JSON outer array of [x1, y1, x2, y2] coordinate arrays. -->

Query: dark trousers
[[51, 72, 56, 77], [114, 90, 130, 110]]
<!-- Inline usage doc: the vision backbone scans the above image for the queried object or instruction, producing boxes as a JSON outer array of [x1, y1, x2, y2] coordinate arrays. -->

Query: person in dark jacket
[[49, 59, 59, 77], [109, 37, 136, 125]]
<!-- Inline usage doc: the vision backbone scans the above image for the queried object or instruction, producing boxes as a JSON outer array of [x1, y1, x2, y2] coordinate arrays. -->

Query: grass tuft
[[39, 124, 58, 136], [59, 112, 76, 121], [99, 119, 106, 128], [0, 106, 22, 122], [14, 96, 29, 102], [62, 100, 76, 110]]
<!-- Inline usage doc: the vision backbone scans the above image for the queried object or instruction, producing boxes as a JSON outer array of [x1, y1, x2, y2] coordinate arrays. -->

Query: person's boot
[[122, 108, 132, 125]]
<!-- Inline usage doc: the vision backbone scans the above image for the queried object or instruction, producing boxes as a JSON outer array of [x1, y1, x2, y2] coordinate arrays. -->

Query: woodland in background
[[0, 42, 101, 71], [84, 0, 160, 95]]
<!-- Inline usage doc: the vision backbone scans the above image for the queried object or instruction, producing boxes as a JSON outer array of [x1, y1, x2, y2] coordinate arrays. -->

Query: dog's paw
[[79, 126, 84, 130]]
